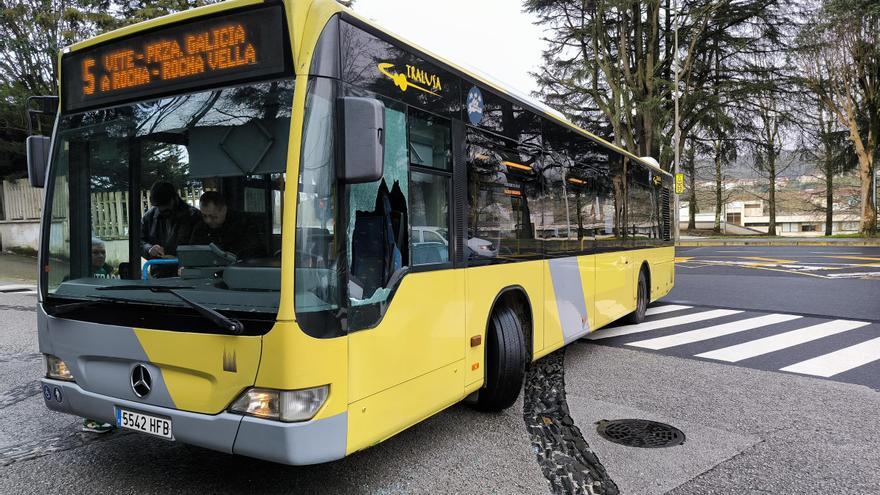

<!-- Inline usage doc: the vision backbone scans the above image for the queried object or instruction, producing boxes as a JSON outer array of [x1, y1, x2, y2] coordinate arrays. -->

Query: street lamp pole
[[673, 0, 681, 242]]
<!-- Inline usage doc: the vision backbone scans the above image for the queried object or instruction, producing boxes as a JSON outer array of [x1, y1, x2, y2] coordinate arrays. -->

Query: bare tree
[[798, 0, 879, 234]]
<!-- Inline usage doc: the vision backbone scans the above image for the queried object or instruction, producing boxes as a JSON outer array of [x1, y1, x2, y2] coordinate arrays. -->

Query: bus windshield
[[43, 79, 293, 315]]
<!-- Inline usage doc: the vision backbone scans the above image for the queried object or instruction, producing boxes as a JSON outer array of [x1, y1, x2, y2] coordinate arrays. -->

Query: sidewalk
[[677, 236, 880, 247], [0, 253, 38, 283]]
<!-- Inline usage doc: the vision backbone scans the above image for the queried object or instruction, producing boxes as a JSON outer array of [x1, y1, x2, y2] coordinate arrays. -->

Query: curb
[[676, 239, 880, 247]]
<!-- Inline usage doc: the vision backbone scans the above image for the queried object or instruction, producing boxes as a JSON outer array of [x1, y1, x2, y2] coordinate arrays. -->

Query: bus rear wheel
[[477, 304, 527, 412], [625, 268, 649, 325]]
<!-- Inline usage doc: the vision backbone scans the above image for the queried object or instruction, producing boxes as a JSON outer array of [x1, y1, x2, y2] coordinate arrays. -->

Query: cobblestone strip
[[523, 349, 619, 495], [0, 380, 42, 410]]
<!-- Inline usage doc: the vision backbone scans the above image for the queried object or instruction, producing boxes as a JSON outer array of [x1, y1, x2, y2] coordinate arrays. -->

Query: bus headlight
[[44, 354, 74, 381], [230, 386, 328, 422]]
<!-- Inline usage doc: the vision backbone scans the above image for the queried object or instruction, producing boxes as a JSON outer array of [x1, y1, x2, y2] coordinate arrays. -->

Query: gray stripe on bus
[[548, 258, 590, 344], [40, 304, 177, 410]]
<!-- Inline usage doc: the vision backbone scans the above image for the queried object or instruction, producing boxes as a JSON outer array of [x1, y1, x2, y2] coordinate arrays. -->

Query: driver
[[140, 181, 200, 277], [189, 191, 264, 259]]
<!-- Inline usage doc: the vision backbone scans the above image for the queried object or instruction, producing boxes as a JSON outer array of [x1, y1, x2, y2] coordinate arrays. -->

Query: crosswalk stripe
[[696, 320, 871, 362], [586, 309, 742, 340], [627, 313, 803, 350], [780, 336, 880, 377], [645, 304, 692, 316]]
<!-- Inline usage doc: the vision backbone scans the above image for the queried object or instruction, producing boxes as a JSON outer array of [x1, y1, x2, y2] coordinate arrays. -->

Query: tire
[[476, 304, 527, 412], [625, 269, 648, 325]]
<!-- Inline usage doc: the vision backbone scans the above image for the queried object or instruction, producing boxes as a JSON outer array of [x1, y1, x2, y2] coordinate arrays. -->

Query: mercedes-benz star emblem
[[130, 364, 152, 398]]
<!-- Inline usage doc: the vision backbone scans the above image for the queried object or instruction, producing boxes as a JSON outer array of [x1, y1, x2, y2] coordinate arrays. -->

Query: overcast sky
[[351, 0, 546, 97]]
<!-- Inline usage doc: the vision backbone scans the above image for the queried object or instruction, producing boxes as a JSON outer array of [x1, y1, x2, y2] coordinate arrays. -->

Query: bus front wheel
[[477, 304, 527, 412]]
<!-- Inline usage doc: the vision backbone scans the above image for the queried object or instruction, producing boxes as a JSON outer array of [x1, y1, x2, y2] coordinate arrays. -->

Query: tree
[[115, 1, 217, 24], [683, 137, 698, 230], [523, 0, 791, 172], [0, 0, 118, 178], [799, 100, 858, 236], [0, 0, 220, 180], [798, 0, 879, 234], [740, 53, 797, 237]]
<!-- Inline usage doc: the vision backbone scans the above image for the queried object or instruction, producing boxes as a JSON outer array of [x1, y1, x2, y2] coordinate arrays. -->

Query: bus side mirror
[[338, 97, 384, 183], [26, 135, 51, 188]]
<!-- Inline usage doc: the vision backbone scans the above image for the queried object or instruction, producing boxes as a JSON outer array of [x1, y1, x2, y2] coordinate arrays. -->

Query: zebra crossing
[[585, 304, 880, 389]]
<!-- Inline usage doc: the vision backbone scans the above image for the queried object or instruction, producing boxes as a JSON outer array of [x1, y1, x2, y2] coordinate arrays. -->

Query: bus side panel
[[348, 269, 465, 402], [593, 251, 635, 328], [346, 360, 462, 454], [539, 255, 596, 358], [646, 246, 675, 302], [464, 260, 543, 387]]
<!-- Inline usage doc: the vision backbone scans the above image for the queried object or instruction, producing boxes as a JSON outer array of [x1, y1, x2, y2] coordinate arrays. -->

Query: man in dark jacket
[[189, 191, 264, 259], [140, 181, 200, 276]]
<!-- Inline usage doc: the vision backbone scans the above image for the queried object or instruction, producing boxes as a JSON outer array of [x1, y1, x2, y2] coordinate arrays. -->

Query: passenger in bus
[[140, 181, 201, 277], [189, 191, 264, 259], [90, 237, 115, 279]]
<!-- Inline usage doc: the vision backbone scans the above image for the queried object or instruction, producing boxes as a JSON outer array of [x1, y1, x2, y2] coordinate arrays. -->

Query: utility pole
[[673, 0, 681, 242]]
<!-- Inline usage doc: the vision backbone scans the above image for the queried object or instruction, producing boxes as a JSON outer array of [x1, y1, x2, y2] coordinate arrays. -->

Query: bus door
[[346, 104, 464, 444]]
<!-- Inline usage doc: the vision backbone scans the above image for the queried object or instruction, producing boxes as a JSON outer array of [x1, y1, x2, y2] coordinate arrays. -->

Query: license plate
[[116, 408, 173, 440]]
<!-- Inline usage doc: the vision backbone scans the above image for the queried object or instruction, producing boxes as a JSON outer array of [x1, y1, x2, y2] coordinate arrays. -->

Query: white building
[[680, 200, 860, 236]]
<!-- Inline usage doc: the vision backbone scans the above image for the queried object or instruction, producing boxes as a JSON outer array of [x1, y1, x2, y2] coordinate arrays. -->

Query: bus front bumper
[[40, 378, 348, 465]]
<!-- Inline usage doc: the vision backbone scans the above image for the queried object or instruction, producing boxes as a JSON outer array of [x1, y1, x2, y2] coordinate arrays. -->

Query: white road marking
[[780, 336, 880, 377], [645, 305, 692, 316], [695, 320, 871, 362], [627, 313, 802, 350], [586, 309, 742, 340]]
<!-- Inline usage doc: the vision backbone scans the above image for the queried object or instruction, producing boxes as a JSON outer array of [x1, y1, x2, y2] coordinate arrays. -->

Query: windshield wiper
[[96, 285, 244, 335]]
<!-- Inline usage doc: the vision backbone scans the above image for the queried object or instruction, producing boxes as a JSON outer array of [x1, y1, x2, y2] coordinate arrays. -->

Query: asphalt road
[[1, 246, 878, 494], [670, 246, 880, 320]]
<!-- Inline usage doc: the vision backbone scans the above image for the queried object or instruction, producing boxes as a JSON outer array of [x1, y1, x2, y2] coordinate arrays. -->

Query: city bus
[[28, 0, 674, 465]]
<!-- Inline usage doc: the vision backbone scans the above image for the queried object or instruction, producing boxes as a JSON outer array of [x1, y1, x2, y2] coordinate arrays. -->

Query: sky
[[351, 0, 546, 98]]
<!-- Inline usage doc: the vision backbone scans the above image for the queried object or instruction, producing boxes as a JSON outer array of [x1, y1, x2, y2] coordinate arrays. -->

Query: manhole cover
[[596, 419, 685, 448]]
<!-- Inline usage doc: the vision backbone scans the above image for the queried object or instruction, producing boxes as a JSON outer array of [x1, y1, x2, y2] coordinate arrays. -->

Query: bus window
[[295, 78, 339, 320], [45, 79, 293, 316], [409, 110, 451, 267], [345, 95, 409, 325], [466, 129, 540, 262]]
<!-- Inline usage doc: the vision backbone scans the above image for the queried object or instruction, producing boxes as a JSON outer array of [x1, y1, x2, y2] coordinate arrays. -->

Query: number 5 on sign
[[674, 173, 685, 194]]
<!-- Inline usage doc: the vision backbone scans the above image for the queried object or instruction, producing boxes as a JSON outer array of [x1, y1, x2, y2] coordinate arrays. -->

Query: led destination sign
[[61, 5, 288, 112]]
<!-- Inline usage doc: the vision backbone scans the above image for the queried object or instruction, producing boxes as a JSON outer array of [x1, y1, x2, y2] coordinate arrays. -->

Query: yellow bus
[[28, 0, 674, 465]]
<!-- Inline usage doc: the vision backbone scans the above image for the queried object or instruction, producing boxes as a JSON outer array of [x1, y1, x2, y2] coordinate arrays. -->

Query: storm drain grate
[[596, 419, 685, 448]]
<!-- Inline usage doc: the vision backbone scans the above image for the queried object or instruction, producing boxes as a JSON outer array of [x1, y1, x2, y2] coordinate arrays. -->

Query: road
[[0, 246, 878, 494], [670, 246, 880, 320]]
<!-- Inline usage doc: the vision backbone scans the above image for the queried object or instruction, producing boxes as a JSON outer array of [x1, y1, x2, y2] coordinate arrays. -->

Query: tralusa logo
[[377, 62, 442, 96], [130, 364, 152, 398]]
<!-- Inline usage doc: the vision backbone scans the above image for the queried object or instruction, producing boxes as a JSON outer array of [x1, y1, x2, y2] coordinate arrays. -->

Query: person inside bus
[[189, 191, 264, 259], [140, 180, 201, 277], [90, 237, 115, 279]]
